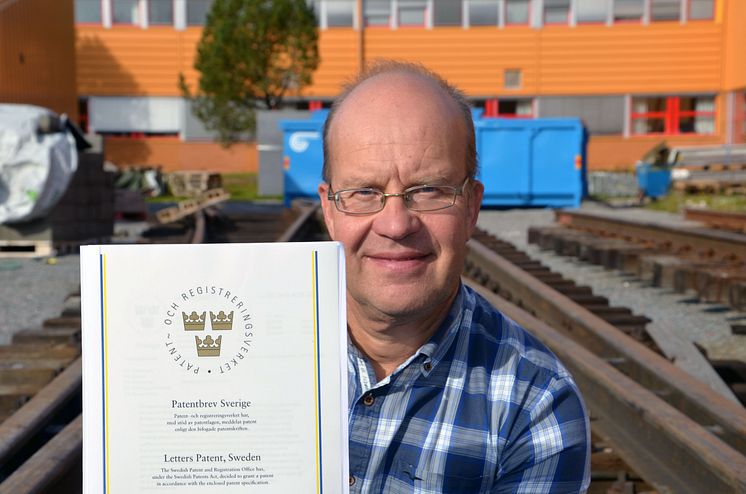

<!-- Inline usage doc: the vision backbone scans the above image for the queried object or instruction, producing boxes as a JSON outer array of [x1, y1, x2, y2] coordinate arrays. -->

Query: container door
[[282, 122, 324, 206], [530, 124, 582, 207], [478, 126, 531, 205]]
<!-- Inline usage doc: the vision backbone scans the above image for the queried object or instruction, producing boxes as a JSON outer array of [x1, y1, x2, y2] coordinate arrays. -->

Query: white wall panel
[[89, 96, 181, 132]]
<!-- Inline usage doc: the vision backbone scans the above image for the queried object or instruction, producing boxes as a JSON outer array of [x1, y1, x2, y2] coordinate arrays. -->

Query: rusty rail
[[466, 238, 746, 457], [0, 204, 325, 493], [555, 209, 746, 263], [684, 208, 746, 234], [466, 279, 746, 493]]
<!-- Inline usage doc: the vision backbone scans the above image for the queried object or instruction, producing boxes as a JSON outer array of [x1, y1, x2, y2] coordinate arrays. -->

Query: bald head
[[322, 61, 476, 184]]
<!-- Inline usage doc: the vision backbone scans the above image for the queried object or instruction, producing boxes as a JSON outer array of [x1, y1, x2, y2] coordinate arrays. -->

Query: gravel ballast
[[0, 255, 80, 344], [476, 205, 746, 363]]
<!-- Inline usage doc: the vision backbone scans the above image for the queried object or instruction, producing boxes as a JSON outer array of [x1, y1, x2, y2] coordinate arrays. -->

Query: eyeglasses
[[327, 177, 470, 215]]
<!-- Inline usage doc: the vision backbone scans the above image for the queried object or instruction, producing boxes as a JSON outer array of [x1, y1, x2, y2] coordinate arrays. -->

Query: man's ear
[[466, 179, 484, 238], [318, 182, 336, 239]]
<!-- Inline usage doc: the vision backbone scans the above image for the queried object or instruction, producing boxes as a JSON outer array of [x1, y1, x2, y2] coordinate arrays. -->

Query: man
[[318, 61, 590, 493]]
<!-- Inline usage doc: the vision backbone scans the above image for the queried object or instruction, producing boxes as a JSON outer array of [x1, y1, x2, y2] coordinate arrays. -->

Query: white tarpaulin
[[0, 104, 78, 224]]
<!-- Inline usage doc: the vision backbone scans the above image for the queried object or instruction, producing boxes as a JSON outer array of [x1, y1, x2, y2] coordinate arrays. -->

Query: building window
[[469, 0, 498, 26], [613, 0, 644, 22], [544, 0, 570, 24], [326, 0, 355, 27], [149, 0, 173, 25], [187, 0, 213, 26], [503, 69, 522, 89], [631, 95, 715, 135], [651, 0, 680, 21], [364, 0, 390, 26], [398, 0, 427, 26], [75, 0, 102, 23], [433, 0, 462, 26], [576, 0, 609, 23], [484, 99, 533, 118], [504, 0, 530, 25], [112, 0, 140, 24], [689, 0, 714, 20]]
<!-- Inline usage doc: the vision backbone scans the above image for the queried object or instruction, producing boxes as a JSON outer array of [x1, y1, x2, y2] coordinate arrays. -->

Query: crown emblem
[[195, 335, 222, 357], [182, 311, 206, 331], [210, 311, 234, 330]]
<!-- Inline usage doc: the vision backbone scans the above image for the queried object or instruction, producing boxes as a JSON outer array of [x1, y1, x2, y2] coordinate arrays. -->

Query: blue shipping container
[[280, 113, 587, 208], [476, 118, 586, 208]]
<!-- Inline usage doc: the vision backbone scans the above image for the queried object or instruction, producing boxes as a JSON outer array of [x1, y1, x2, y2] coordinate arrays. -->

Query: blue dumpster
[[279, 113, 587, 208], [475, 118, 587, 208], [635, 162, 671, 198], [279, 111, 327, 207]]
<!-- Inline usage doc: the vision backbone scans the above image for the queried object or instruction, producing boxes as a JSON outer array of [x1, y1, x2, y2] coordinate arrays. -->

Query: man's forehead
[[333, 71, 460, 127]]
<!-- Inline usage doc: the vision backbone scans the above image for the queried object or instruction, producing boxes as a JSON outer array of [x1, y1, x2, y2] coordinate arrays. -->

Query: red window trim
[[630, 95, 716, 136], [483, 99, 534, 119]]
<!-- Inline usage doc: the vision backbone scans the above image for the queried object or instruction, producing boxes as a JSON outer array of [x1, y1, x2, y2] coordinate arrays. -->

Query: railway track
[[0, 202, 318, 494], [684, 208, 746, 234], [3, 203, 746, 492]]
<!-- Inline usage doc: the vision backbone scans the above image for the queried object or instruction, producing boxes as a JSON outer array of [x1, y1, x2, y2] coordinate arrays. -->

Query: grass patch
[[221, 173, 259, 201], [644, 191, 746, 213], [146, 173, 282, 203]]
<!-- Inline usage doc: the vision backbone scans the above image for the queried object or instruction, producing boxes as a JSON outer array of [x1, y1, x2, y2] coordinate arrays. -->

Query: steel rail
[[0, 358, 81, 468], [466, 238, 746, 456], [276, 202, 322, 242], [555, 209, 746, 262], [465, 279, 746, 494], [0, 415, 82, 494], [684, 207, 746, 234]]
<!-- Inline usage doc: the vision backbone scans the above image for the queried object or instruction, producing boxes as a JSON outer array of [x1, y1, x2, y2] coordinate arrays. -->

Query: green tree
[[180, 0, 319, 145]]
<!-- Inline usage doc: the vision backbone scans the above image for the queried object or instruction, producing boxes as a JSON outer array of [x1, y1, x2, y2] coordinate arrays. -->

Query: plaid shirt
[[347, 284, 590, 493]]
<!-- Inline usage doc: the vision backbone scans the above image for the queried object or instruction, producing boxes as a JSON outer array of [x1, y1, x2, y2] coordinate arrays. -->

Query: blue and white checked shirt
[[347, 284, 590, 493]]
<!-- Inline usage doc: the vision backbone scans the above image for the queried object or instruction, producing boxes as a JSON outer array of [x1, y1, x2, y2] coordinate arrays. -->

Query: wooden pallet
[[0, 240, 54, 258]]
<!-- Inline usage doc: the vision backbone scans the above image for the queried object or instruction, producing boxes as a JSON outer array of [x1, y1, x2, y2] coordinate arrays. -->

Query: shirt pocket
[[396, 459, 486, 494]]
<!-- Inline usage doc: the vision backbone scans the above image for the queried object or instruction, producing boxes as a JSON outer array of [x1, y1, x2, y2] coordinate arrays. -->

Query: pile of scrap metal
[[669, 144, 746, 194]]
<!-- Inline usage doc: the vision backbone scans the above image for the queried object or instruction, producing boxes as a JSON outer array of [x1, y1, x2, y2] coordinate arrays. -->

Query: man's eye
[[349, 190, 379, 199], [415, 186, 445, 196]]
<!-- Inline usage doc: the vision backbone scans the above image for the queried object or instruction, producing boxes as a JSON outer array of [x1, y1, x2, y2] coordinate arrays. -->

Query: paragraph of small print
[[167, 412, 258, 433]]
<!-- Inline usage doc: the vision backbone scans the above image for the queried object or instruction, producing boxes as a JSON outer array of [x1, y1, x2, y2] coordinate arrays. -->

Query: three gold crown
[[182, 310, 234, 357]]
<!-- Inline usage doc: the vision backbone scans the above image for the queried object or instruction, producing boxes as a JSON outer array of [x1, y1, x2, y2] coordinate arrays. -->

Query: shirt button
[[362, 393, 375, 406], [423, 362, 432, 372], [349, 475, 356, 486]]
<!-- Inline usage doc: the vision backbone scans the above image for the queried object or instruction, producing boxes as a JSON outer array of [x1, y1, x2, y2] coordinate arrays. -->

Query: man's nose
[[372, 195, 420, 239]]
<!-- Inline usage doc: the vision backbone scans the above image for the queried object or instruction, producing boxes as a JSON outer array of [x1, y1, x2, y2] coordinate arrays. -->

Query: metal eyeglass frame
[[326, 177, 470, 215]]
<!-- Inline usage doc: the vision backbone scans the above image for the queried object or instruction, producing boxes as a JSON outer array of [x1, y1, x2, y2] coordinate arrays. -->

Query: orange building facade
[[1, 0, 78, 119], [74, 0, 746, 172]]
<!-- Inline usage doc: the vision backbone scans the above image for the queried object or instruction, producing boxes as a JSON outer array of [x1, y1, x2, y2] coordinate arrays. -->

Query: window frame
[[483, 98, 535, 119], [468, 0, 500, 27], [649, 0, 682, 22], [612, 0, 645, 24], [324, 0, 357, 28], [397, 0, 429, 27], [148, 0, 175, 26], [111, 0, 141, 25], [503, 0, 531, 26], [630, 95, 716, 136], [575, 0, 610, 24], [687, 0, 715, 20], [75, 0, 104, 24], [543, 0, 571, 25], [186, 0, 214, 26]]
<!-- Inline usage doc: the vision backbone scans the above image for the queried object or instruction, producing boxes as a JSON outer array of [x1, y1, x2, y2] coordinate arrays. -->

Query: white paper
[[81, 242, 348, 493]]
